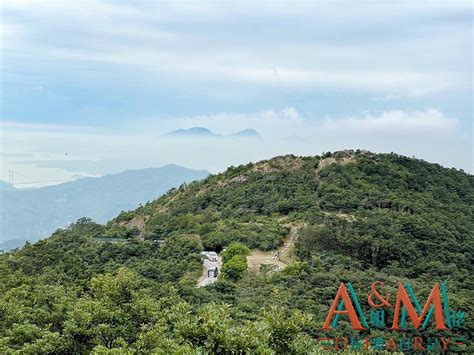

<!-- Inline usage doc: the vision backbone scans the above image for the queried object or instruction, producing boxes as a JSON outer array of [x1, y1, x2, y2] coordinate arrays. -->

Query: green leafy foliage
[[221, 242, 250, 263], [221, 255, 248, 281], [0, 151, 472, 352]]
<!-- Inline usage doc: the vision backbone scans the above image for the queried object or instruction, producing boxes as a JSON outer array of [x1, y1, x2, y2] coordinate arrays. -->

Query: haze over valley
[[0, 165, 208, 250]]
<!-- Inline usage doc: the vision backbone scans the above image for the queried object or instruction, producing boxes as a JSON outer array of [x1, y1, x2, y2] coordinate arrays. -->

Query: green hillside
[[0, 150, 472, 353]]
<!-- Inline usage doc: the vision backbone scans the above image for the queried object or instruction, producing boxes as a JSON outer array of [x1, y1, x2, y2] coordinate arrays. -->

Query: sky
[[0, 0, 473, 187]]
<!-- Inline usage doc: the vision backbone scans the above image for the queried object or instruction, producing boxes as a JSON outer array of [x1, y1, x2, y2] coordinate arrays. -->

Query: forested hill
[[0, 150, 473, 353], [115, 150, 473, 275]]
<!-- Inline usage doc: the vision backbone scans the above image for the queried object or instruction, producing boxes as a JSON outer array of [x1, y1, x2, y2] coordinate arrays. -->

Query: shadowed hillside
[[0, 165, 209, 250]]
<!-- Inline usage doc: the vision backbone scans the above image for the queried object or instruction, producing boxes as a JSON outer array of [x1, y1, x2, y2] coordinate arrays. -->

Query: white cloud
[[1, 0, 471, 96], [1, 1, 472, 179], [322, 109, 458, 132]]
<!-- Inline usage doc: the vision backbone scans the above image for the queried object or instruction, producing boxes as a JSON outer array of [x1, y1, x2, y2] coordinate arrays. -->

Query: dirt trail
[[247, 224, 300, 273]]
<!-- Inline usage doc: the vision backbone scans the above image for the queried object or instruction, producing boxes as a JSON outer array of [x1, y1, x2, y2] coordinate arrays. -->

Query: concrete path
[[197, 256, 222, 287]]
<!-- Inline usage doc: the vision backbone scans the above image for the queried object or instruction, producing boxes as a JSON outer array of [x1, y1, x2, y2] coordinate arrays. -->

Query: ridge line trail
[[247, 223, 302, 273]]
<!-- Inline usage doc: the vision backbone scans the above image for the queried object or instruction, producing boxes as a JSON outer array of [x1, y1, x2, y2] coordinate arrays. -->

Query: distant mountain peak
[[166, 127, 219, 137], [231, 128, 261, 139], [165, 127, 261, 139]]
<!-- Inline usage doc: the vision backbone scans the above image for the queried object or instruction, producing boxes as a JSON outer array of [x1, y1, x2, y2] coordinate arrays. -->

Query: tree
[[221, 242, 250, 263], [221, 255, 248, 281]]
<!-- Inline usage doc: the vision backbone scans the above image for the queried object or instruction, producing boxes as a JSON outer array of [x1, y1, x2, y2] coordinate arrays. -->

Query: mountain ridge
[[165, 127, 261, 139], [0, 180, 17, 191], [0, 164, 209, 250]]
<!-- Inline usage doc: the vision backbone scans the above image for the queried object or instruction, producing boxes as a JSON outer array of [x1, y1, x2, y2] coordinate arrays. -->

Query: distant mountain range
[[0, 165, 209, 250], [0, 180, 17, 191], [166, 127, 261, 139]]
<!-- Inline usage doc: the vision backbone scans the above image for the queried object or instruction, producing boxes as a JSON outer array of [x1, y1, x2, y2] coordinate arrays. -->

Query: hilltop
[[115, 150, 473, 275], [0, 150, 472, 353]]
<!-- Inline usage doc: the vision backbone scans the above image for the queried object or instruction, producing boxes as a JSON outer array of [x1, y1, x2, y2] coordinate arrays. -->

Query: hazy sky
[[1, 0, 472, 186]]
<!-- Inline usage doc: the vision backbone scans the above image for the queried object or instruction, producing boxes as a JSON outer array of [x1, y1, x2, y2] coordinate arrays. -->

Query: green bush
[[221, 242, 250, 263], [221, 255, 248, 281]]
